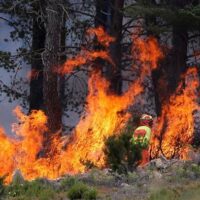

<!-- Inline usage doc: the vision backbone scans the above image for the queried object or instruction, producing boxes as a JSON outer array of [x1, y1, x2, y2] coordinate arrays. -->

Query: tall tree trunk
[[95, 0, 108, 28], [59, 12, 66, 132], [29, 1, 46, 111], [152, 1, 189, 115], [138, 0, 158, 116], [43, 0, 63, 134], [109, 0, 124, 95], [95, 0, 124, 95]]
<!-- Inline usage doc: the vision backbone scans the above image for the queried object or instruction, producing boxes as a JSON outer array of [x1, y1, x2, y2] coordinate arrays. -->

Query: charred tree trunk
[[168, 26, 188, 91], [152, 1, 189, 115], [95, 0, 108, 28], [43, 0, 63, 134], [29, 1, 46, 111], [59, 13, 66, 108], [95, 0, 124, 95], [109, 0, 124, 95]]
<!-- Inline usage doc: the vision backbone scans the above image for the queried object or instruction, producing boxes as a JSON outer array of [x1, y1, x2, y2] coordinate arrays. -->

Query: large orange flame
[[60, 72, 142, 171], [0, 72, 142, 183], [0, 127, 16, 183], [0, 108, 48, 183], [151, 67, 199, 159], [0, 30, 174, 184]]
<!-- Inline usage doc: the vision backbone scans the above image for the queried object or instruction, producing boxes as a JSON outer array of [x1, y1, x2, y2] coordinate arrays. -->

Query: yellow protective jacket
[[131, 125, 151, 148]]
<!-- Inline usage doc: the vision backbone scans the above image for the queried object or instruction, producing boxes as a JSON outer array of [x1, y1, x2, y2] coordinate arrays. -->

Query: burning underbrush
[[151, 67, 200, 160], [0, 71, 142, 184], [0, 27, 198, 184]]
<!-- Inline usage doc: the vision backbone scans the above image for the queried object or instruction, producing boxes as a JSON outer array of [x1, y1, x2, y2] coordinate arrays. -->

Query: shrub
[[0, 176, 5, 199], [104, 117, 143, 173], [83, 188, 97, 200], [190, 164, 200, 177], [6, 178, 56, 200], [67, 182, 97, 200], [60, 176, 78, 189]]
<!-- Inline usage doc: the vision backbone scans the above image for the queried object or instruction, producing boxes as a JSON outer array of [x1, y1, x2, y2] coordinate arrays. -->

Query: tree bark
[[29, 1, 46, 111], [95, 0, 108, 28], [95, 0, 124, 95], [43, 0, 63, 134], [152, 1, 189, 114], [59, 12, 66, 129], [109, 0, 124, 95]]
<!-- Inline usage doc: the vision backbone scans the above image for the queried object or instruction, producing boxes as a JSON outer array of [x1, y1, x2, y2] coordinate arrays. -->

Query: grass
[[1, 163, 200, 200], [149, 188, 178, 200], [5, 179, 57, 200], [149, 183, 200, 200], [0, 175, 98, 200], [67, 181, 97, 200]]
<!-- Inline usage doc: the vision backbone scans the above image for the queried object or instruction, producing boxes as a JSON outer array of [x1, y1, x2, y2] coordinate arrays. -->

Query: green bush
[[60, 176, 78, 189], [6, 179, 56, 200], [83, 188, 97, 200], [104, 117, 143, 173], [191, 164, 200, 177], [0, 176, 5, 199], [67, 182, 97, 200]]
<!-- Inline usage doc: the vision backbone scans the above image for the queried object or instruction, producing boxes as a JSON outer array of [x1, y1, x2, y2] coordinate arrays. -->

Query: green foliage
[[0, 176, 6, 199], [84, 168, 115, 186], [6, 179, 56, 200], [178, 186, 200, 200], [191, 164, 200, 175], [67, 182, 97, 200], [60, 176, 78, 189], [125, 3, 200, 31], [0, 51, 17, 71], [104, 117, 143, 173], [149, 184, 200, 200], [149, 188, 178, 200], [83, 188, 97, 200], [175, 164, 200, 180]]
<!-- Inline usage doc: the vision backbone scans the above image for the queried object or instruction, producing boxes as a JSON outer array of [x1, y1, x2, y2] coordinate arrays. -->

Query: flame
[[132, 36, 163, 70], [58, 27, 115, 74], [86, 26, 115, 47], [60, 72, 142, 171], [59, 50, 114, 74], [26, 69, 40, 80], [132, 35, 164, 77], [0, 127, 16, 183], [4, 29, 192, 183], [151, 67, 199, 159], [0, 73, 142, 183]]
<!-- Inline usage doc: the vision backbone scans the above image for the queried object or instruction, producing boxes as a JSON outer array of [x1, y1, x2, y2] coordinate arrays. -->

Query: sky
[[0, 14, 30, 135], [0, 14, 83, 135]]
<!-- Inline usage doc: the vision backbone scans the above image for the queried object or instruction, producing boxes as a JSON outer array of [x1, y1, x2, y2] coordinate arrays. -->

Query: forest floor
[[3, 158, 200, 200]]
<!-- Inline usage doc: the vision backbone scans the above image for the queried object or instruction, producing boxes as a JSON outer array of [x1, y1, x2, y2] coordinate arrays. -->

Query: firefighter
[[131, 114, 153, 166]]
